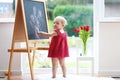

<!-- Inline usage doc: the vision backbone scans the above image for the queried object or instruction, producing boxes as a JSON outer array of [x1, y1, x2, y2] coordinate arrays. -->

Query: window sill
[[100, 17, 120, 23], [0, 18, 15, 23]]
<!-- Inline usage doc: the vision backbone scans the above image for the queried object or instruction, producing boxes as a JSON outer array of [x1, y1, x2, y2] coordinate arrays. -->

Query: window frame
[[100, 0, 120, 21], [0, 0, 17, 22]]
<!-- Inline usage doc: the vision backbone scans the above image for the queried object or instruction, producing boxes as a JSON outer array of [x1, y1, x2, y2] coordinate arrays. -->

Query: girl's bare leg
[[59, 58, 66, 78], [52, 58, 58, 78]]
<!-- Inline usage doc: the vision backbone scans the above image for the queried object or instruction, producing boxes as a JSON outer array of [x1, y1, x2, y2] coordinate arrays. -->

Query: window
[[21, 0, 94, 74], [105, 0, 120, 17], [0, 0, 16, 18]]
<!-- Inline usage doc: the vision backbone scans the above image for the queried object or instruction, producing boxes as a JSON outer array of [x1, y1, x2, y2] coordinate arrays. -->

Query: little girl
[[37, 16, 69, 78]]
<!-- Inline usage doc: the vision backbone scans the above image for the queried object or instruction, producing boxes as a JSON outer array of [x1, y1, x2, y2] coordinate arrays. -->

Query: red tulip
[[80, 26, 84, 30], [74, 28, 80, 33], [85, 25, 90, 32], [83, 26, 86, 30]]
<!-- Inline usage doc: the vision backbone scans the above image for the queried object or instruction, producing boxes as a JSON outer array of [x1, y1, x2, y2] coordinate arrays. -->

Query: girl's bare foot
[[63, 75, 66, 78], [52, 76, 56, 79]]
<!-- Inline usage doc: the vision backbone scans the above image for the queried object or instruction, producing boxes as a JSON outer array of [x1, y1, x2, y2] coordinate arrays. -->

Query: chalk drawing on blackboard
[[23, 0, 48, 40], [29, 6, 42, 39]]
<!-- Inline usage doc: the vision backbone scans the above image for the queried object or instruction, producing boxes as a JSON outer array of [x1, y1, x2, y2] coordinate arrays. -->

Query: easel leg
[[8, 52, 14, 80], [32, 42, 36, 67], [28, 52, 34, 80], [32, 49, 36, 67]]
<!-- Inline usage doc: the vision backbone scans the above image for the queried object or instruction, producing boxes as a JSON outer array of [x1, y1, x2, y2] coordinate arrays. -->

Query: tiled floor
[[3, 74, 118, 80], [1, 74, 120, 80]]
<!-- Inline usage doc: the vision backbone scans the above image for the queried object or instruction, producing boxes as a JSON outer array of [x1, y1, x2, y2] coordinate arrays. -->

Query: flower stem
[[83, 42, 86, 55]]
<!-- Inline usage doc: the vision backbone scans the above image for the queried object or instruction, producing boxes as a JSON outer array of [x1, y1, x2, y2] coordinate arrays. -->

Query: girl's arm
[[37, 31, 57, 37]]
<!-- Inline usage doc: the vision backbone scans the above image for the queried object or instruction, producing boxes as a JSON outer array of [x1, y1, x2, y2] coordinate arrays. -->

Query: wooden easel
[[8, 0, 35, 80], [7, 0, 33, 79], [7, 0, 49, 80]]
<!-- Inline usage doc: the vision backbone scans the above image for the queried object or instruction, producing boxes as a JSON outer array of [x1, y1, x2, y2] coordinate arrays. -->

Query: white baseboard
[[98, 70, 120, 77], [0, 70, 22, 76]]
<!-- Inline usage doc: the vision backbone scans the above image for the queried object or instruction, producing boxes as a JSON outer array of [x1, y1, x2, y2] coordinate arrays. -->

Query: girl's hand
[[37, 31, 43, 35], [37, 31, 57, 37]]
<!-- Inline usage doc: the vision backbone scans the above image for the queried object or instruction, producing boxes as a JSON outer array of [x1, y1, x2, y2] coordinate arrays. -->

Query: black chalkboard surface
[[23, 0, 48, 40]]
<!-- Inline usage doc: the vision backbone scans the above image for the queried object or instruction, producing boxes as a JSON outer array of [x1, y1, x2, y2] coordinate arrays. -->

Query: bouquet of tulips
[[74, 25, 90, 55]]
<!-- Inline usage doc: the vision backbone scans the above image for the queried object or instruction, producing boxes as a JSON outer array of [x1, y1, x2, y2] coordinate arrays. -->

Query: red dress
[[48, 29, 69, 58]]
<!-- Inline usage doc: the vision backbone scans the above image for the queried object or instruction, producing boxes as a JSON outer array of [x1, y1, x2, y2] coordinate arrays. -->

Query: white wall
[[0, 20, 22, 75], [98, 22, 120, 76], [94, 0, 120, 76]]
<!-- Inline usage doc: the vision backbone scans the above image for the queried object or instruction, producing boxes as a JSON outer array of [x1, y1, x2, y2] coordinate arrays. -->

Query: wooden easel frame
[[7, 0, 49, 80], [7, 0, 34, 80]]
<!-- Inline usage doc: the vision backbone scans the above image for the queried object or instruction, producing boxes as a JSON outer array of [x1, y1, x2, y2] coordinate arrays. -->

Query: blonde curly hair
[[54, 16, 67, 26]]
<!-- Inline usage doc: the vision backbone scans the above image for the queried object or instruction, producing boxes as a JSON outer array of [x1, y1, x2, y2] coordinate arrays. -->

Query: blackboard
[[23, 0, 48, 40]]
